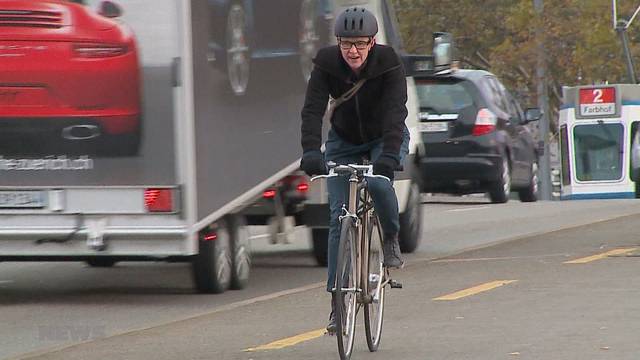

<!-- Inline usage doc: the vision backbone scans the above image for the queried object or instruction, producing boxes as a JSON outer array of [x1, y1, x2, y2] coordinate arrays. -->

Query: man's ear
[[371, 37, 376, 46]]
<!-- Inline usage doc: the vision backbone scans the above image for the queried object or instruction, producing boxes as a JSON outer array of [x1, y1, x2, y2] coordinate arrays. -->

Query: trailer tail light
[[144, 188, 173, 212], [203, 233, 217, 241], [296, 182, 309, 193], [472, 108, 497, 136], [263, 189, 276, 199]]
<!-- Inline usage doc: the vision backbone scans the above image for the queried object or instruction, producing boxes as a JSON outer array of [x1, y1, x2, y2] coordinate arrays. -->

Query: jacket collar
[[313, 44, 401, 82]]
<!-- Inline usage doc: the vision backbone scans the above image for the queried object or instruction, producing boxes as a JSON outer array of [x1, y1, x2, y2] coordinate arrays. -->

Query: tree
[[391, 0, 640, 134]]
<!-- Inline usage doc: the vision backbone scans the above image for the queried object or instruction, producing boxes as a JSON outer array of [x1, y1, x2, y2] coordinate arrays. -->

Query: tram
[[558, 84, 640, 199]]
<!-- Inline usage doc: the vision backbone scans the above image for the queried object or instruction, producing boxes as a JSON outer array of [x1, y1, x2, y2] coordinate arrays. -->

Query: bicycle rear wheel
[[364, 213, 385, 351], [335, 217, 358, 360]]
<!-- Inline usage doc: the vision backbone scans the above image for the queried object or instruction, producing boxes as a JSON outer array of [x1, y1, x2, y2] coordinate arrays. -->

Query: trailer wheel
[[399, 181, 422, 253], [86, 258, 117, 267], [192, 220, 232, 294], [228, 215, 251, 290], [311, 228, 328, 267]]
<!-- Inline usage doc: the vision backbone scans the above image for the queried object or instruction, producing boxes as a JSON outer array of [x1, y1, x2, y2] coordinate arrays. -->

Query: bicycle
[[311, 161, 403, 360]]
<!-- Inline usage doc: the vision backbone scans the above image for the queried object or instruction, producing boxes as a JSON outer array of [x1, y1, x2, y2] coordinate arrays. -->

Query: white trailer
[[0, 0, 336, 293]]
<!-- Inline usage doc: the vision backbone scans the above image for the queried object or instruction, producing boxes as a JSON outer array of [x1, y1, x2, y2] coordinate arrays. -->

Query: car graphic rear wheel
[[226, 2, 250, 96], [299, 0, 320, 83], [489, 153, 511, 203]]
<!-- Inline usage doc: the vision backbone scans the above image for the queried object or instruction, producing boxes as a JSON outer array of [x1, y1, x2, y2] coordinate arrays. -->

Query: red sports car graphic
[[0, 0, 141, 157]]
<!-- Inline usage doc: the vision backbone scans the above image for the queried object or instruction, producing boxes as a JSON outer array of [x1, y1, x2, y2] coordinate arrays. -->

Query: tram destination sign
[[579, 87, 616, 117]]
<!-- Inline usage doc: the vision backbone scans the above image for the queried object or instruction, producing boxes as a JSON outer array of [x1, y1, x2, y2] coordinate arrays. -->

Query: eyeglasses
[[338, 39, 371, 50]]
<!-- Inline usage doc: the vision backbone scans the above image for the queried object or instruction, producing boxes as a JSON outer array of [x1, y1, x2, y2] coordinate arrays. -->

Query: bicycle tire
[[364, 213, 385, 351], [335, 216, 358, 360]]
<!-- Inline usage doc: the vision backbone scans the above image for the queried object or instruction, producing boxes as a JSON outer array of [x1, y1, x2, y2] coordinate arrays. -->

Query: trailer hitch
[[86, 218, 108, 251]]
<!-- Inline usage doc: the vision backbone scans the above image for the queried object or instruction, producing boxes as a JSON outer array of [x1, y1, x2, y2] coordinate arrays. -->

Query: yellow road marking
[[564, 248, 637, 264], [433, 280, 517, 301], [244, 328, 326, 352]]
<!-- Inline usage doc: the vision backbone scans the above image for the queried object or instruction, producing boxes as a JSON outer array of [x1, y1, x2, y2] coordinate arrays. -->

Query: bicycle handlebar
[[310, 162, 391, 183]]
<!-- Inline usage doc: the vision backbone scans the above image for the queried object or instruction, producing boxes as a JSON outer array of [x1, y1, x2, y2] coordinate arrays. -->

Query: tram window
[[560, 125, 571, 185], [573, 123, 623, 181]]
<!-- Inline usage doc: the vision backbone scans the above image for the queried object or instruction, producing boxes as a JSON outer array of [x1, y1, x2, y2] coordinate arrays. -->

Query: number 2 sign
[[579, 87, 616, 116]]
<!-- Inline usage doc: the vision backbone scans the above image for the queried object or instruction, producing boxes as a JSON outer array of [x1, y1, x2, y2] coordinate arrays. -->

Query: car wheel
[[399, 181, 422, 253], [298, 0, 320, 83], [518, 162, 539, 202], [228, 215, 251, 290], [311, 228, 328, 267], [192, 220, 232, 294], [225, 2, 250, 96], [488, 152, 511, 203]]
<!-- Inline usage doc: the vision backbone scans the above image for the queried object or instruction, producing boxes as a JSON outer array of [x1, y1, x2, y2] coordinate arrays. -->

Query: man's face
[[338, 36, 374, 72]]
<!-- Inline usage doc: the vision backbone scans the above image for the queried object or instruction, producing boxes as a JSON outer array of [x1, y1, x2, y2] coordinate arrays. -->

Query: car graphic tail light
[[144, 188, 173, 212], [73, 43, 128, 58], [472, 108, 498, 136]]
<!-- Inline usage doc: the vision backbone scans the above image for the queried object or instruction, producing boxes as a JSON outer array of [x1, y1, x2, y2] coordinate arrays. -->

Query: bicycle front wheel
[[364, 213, 385, 352], [335, 216, 358, 360]]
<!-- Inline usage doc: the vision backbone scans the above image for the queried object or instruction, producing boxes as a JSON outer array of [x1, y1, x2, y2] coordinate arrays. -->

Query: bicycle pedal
[[389, 280, 403, 289]]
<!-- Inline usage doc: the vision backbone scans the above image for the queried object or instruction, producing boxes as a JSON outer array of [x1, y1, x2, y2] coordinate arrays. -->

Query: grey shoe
[[383, 235, 404, 268], [326, 293, 337, 335]]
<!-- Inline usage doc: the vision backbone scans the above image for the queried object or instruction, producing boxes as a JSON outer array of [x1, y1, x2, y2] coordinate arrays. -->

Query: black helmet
[[334, 7, 378, 37]]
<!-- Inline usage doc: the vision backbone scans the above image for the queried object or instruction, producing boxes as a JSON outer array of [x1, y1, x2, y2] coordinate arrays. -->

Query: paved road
[[3, 198, 640, 359], [16, 208, 640, 360]]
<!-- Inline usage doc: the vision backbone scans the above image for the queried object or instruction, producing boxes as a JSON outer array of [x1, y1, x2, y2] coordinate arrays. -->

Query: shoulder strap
[[330, 79, 367, 109]]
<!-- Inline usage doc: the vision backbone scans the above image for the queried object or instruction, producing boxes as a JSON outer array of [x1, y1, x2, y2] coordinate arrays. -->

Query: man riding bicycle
[[299, 7, 410, 333]]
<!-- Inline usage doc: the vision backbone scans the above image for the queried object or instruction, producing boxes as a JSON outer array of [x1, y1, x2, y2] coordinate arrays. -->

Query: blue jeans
[[324, 127, 410, 292]]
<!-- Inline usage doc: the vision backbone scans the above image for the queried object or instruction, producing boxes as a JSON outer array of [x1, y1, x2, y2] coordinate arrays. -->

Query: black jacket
[[300, 44, 408, 156]]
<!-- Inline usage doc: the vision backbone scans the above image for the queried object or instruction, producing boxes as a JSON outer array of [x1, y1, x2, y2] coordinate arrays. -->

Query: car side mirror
[[525, 108, 542, 123], [99, 1, 123, 18]]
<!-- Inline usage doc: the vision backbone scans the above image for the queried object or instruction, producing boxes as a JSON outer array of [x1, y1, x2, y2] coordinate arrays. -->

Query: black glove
[[300, 151, 327, 176], [373, 153, 399, 181]]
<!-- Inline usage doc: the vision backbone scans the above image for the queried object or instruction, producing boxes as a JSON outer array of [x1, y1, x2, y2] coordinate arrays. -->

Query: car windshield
[[415, 80, 474, 113]]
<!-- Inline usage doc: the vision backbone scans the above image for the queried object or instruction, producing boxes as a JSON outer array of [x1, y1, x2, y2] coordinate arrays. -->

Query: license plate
[[419, 121, 448, 132], [0, 191, 45, 208]]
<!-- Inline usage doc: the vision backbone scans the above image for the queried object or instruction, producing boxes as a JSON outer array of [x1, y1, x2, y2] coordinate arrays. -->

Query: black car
[[411, 68, 542, 203]]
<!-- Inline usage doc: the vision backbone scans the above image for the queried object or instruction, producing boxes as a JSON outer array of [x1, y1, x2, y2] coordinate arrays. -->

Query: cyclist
[[299, 7, 410, 333]]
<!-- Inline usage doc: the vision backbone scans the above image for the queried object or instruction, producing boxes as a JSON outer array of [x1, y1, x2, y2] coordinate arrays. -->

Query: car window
[[415, 80, 474, 113], [505, 92, 525, 124], [480, 76, 509, 114]]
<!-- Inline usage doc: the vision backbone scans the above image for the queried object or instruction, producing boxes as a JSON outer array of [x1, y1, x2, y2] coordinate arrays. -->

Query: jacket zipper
[[355, 92, 366, 143]]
